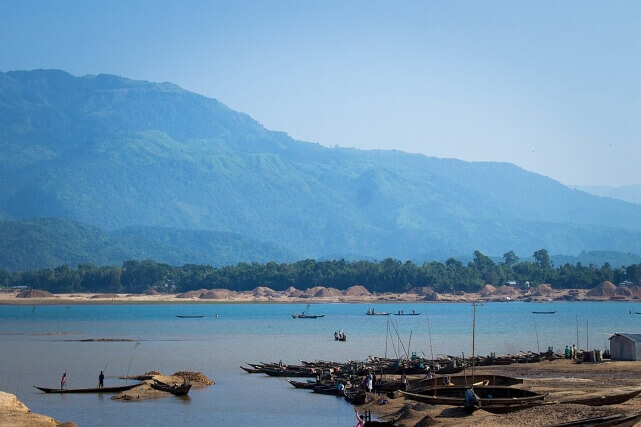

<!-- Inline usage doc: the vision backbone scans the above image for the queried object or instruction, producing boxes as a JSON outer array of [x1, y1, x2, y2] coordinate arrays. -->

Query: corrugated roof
[[609, 333, 641, 342]]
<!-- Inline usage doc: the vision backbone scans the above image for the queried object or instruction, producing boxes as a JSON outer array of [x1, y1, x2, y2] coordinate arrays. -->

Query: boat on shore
[[559, 388, 641, 406], [239, 365, 263, 373], [34, 384, 139, 394], [400, 386, 545, 407], [286, 379, 317, 389], [550, 412, 641, 427], [407, 374, 523, 391]]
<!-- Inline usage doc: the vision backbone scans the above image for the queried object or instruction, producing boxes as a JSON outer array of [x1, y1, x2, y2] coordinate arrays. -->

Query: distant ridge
[[2, 69, 641, 267]]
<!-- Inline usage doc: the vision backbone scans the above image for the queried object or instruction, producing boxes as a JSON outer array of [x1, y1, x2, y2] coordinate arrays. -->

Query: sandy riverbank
[[361, 359, 641, 426], [0, 283, 631, 305], [0, 391, 75, 427]]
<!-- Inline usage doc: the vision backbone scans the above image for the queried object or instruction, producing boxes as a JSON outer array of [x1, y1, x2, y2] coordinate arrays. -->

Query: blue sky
[[1, 0, 639, 186]]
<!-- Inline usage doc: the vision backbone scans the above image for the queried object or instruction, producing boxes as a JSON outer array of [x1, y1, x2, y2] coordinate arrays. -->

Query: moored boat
[[549, 411, 641, 427], [151, 380, 191, 396], [34, 384, 139, 394], [400, 386, 545, 407], [560, 388, 641, 406]]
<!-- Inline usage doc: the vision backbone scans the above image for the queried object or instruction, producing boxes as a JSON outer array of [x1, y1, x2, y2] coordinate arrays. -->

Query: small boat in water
[[175, 315, 204, 318], [239, 365, 263, 373], [531, 311, 556, 314], [393, 310, 420, 316], [366, 309, 390, 316], [293, 313, 325, 318], [34, 384, 139, 394]]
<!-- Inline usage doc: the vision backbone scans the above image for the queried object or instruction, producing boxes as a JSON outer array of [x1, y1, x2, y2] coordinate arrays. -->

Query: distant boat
[[531, 311, 556, 314], [293, 304, 324, 319], [176, 315, 204, 318], [34, 384, 139, 394], [366, 310, 390, 316], [292, 313, 325, 318], [393, 311, 420, 316]]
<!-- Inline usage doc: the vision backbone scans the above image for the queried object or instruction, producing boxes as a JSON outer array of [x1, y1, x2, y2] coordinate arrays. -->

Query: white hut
[[609, 333, 641, 361]]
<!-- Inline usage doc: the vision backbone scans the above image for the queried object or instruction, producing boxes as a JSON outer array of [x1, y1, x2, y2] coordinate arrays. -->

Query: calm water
[[1, 301, 640, 426]]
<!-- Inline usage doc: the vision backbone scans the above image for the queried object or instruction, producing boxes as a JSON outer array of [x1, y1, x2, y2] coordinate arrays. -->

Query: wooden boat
[[531, 311, 556, 314], [408, 374, 523, 391], [175, 315, 204, 318], [292, 314, 325, 318], [287, 379, 317, 389], [34, 384, 139, 394], [393, 312, 420, 316], [261, 367, 317, 378], [344, 388, 367, 404], [400, 386, 545, 406], [312, 384, 341, 396], [151, 380, 191, 396], [549, 411, 641, 427], [366, 312, 390, 316], [560, 388, 641, 406], [334, 336, 347, 341], [239, 365, 262, 373]]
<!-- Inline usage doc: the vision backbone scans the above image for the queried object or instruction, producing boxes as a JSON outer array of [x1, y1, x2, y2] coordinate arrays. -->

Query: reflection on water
[[0, 302, 638, 426]]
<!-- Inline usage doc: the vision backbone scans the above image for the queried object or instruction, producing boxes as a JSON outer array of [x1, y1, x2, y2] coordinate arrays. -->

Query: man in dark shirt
[[98, 371, 105, 388]]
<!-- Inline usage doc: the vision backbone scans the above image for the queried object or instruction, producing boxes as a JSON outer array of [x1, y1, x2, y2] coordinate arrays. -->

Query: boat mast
[[472, 301, 476, 386]]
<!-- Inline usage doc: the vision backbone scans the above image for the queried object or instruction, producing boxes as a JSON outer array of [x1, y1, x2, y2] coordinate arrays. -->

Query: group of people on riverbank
[[564, 344, 578, 359]]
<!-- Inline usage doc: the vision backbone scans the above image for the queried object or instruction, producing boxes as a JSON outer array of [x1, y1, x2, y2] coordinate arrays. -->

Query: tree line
[[1, 249, 641, 294]]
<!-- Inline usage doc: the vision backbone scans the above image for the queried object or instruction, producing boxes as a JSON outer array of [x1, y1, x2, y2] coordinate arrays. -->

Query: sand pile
[[16, 289, 55, 298], [176, 289, 208, 298], [145, 289, 160, 295], [408, 287, 434, 296], [531, 283, 554, 296], [200, 289, 237, 299], [344, 285, 371, 296], [617, 286, 633, 297], [628, 286, 641, 298], [587, 281, 618, 298], [252, 286, 277, 297], [172, 371, 215, 385], [390, 403, 430, 422], [90, 293, 119, 299], [479, 284, 496, 296], [492, 286, 519, 296], [284, 286, 303, 297], [314, 287, 342, 298]]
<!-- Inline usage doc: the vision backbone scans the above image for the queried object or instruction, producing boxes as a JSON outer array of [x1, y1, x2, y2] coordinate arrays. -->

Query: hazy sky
[[1, 0, 639, 186]]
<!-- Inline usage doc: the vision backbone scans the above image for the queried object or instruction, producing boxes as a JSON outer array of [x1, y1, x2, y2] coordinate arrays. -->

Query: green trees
[[4, 251, 639, 294]]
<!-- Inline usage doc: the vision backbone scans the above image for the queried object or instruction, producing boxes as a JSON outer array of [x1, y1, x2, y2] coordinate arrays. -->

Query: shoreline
[[0, 287, 635, 306]]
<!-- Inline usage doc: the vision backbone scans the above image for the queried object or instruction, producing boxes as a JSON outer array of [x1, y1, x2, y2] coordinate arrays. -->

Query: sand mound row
[[16, 289, 55, 298], [90, 293, 119, 299], [200, 289, 237, 299]]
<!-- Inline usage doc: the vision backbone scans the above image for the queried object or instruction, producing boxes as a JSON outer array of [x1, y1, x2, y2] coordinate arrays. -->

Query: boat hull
[[34, 384, 139, 394]]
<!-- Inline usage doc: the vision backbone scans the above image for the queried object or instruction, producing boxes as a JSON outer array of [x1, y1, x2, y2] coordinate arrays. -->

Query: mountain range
[[1, 69, 641, 271]]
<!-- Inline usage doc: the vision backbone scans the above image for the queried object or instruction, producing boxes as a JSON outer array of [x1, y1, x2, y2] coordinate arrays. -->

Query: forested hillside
[[2, 69, 641, 266]]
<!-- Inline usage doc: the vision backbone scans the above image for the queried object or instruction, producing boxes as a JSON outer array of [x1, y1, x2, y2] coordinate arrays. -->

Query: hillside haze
[[2, 69, 641, 270]]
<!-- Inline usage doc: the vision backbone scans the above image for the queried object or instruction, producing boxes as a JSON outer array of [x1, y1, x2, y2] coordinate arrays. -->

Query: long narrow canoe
[[550, 411, 641, 427], [176, 315, 204, 318], [393, 313, 421, 316], [239, 365, 263, 373], [408, 374, 523, 391], [560, 388, 641, 406], [34, 384, 139, 394], [532, 311, 556, 314]]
